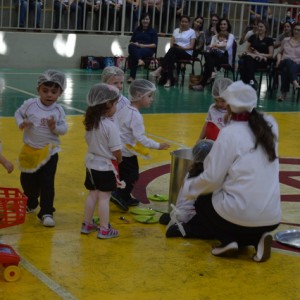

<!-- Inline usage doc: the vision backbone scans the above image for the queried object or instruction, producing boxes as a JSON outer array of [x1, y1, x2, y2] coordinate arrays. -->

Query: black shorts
[[84, 168, 117, 192]]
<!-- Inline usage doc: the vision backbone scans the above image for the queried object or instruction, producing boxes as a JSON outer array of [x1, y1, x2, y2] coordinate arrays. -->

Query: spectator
[[276, 22, 300, 101], [239, 17, 260, 45], [54, 0, 83, 30], [238, 21, 274, 90], [204, 14, 220, 46], [142, 0, 162, 30], [127, 13, 158, 83], [163, 0, 185, 33], [150, 15, 196, 87], [14, 0, 42, 29], [274, 21, 292, 49], [192, 18, 235, 91], [192, 16, 205, 55]]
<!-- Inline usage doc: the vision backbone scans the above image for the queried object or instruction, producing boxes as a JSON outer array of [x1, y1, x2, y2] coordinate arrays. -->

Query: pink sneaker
[[97, 226, 119, 239], [81, 222, 97, 234]]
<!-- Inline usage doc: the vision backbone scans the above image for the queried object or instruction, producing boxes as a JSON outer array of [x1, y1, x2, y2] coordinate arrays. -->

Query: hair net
[[37, 70, 66, 91], [101, 66, 124, 83], [211, 78, 233, 98], [192, 139, 214, 163], [86, 83, 120, 107], [220, 80, 257, 113], [128, 79, 156, 102]]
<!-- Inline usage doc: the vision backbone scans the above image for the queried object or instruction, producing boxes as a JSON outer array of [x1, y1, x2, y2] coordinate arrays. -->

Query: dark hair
[[192, 16, 204, 31], [40, 81, 62, 91], [137, 13, 152, 31], [248, 109, 277, 162], [188, 162, 204, 178], [292, 22, 300, 36], [180, 15, 190, 22], [83, 99, 117, 131], [216, 18, 232, 33]]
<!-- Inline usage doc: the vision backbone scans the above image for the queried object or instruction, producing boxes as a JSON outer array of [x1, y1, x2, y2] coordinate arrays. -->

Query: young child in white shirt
[[111, 79, 170, 211], [197, 78, 233, 141]]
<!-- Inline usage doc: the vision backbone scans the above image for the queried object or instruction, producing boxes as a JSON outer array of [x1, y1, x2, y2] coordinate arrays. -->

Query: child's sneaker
[[81, 221, 97, 234], [42, 214, 55, 227], [97, 226, 119, 239]]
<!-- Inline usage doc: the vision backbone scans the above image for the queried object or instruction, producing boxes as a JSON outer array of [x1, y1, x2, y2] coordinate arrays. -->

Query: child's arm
[[47, 108, 68, 135], [0, 154, 14, 173], [112, 149, 122, 164], [158, 143, 170, 150]]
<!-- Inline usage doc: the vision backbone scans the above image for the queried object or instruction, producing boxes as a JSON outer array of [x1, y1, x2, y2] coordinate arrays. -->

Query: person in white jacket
[[180, 81, 281, 262]]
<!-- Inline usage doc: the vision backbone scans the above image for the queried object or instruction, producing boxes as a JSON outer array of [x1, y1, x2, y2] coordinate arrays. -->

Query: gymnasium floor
[[0, 69, 300, 300]]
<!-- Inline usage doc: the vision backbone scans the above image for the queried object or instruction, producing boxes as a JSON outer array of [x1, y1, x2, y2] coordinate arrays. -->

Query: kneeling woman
[[180, 81, 281, 262], [150, 15, 196, 87]]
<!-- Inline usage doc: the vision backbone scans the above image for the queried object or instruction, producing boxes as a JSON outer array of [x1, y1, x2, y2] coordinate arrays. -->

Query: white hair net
[[86, 83, 120, 107], [37, 70, 66, 91], [192, 139, 214, 163], [211, 78, 233, 98], [101, 66, 124, 83], [128, 79, 156, 102]]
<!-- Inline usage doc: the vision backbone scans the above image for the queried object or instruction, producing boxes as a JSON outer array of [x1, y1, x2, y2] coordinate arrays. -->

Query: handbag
[[189, 74, 202, 89]]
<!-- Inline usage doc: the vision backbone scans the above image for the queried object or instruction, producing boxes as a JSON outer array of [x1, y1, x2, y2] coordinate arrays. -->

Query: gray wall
[[0, 32, 170, 69]]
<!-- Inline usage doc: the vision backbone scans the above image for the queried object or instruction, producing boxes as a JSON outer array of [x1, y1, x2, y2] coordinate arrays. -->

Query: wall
[[0, 32, 170, 69]]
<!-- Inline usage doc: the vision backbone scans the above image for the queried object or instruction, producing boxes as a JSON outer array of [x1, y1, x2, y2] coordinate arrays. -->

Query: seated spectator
[[127, 13, 158, 83], [238, 21, 274, 90], [274, 21, 292, 49], [54, 0, 83, 30], [14, 0, 42, 29], [142, 0, 162, 30], [150, 15, 196, 87], [125, 0, 139, 31], [239, 17, 260, 45], [163, 0, 185, 33], [192, 18, 235, 91], [276, 22, 300, 101], [102, 0, 122, 31], [204, 14, 220, 47], [192, 16, 205, 55], [81, 0, 102, 30]]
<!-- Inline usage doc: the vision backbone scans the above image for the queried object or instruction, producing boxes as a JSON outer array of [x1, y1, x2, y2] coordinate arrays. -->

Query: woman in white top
[[192, 18, 235, 91], [150, 15, 196, 87], [180, 81, 281, 262]]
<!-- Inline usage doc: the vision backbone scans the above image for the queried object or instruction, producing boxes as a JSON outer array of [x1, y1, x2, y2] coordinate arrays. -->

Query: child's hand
[[47, 116, 56, 131], [19, 119, 33, 130], [158, 143, 170, 150], [3, 160, 14, 173]]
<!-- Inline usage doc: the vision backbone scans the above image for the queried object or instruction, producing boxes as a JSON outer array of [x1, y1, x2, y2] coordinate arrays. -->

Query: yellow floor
[[0, 113, 300, 300]]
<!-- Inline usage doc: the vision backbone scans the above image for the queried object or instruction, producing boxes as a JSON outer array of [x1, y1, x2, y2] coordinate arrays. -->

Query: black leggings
[[183, 194, 279, 246], [161, 46, 192, 80]]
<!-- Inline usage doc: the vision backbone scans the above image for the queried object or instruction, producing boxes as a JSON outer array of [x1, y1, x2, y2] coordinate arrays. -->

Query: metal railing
[[0, 0, 299, 38]]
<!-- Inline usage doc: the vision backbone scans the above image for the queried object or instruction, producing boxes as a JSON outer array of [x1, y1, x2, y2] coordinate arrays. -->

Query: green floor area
[[0, 68, 299, 117]]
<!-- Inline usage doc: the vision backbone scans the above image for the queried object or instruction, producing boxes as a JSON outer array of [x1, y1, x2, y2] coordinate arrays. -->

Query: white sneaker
[[253, 232, 272, 262], [42, 215, 55, 227], [211, 241, 238, 256]]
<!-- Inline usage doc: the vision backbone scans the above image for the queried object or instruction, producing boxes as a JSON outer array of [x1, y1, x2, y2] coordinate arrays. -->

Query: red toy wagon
[[0, 187, 27, 282]]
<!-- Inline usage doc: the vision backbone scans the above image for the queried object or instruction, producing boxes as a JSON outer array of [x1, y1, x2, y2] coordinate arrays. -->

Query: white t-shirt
[[173, 28, 196, 56], [206, 104, 227, 129], [117, 104, 160, 157], [14, 98, 67, 154], [85, 116, 122, 171]]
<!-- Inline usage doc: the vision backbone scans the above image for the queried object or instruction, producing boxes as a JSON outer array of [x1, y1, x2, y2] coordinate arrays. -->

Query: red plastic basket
[[0, 188, 28, 229]]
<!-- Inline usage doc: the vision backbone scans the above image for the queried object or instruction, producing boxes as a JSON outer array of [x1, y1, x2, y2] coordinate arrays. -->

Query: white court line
[[20, 258, 78, 300]]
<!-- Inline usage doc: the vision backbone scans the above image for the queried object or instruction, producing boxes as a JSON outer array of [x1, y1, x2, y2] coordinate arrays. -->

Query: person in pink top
[[276, 22, 300, 101]]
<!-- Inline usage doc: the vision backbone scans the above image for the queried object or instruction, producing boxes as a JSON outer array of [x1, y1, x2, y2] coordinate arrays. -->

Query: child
[[160, 139, 214, 238], [15, 70, 67, 227], [206, 31, 229, 57], [82, 83, 122, 239], [101, 66, 130, 113], [0, 141, 14, 173], [197, 78, 232, 141], [111, 79, 170, 211]]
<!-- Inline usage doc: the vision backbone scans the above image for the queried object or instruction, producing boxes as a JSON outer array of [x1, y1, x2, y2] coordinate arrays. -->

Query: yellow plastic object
[[3, 265, 21, 282], [125, 143, 150, 159]]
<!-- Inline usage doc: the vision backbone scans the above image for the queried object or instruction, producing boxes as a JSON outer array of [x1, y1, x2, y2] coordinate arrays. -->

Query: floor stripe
[[20, 257, 78, 300]]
